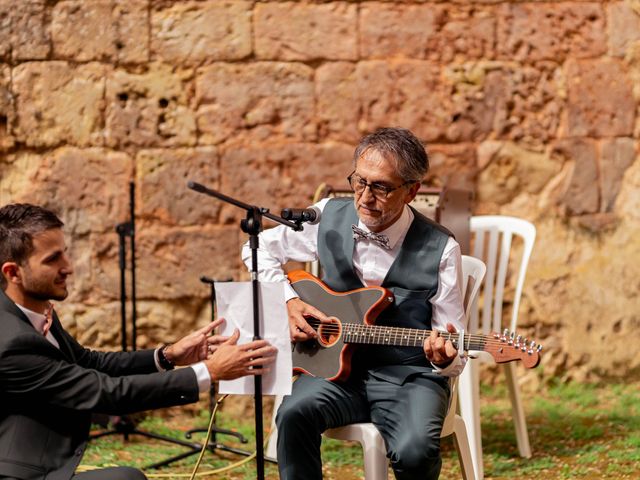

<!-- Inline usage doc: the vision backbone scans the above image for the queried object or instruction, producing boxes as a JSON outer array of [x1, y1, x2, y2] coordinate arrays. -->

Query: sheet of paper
[[215, 282, 292, 396]]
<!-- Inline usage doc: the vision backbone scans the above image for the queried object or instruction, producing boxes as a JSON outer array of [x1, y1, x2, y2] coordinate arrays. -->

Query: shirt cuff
[[154, 348, 163, 371], [284, 283, 299, 302], [431, 354, 463, 377], [190, 362, 212, 394]]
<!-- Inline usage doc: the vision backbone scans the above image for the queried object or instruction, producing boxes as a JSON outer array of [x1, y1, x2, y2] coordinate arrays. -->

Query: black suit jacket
[[0, 291, 200, 480]]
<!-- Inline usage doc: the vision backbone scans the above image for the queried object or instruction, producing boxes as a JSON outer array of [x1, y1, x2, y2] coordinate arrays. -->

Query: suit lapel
[[49, 311, 75, 361]]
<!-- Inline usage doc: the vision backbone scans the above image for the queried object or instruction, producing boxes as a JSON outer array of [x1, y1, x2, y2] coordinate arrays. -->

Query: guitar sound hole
[[317, 317, 342, 348]]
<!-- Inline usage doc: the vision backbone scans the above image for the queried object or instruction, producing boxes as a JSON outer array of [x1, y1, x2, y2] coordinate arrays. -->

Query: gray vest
[[317, 198, 452, 383]]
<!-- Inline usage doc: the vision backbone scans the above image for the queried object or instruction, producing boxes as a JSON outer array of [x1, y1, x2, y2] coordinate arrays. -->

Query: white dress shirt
[[16, 303, 211, 393], [241, 198, 467, 377]]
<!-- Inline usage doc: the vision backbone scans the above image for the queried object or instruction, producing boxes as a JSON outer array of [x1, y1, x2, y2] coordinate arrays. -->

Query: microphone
[[281, 206, 321, 225]]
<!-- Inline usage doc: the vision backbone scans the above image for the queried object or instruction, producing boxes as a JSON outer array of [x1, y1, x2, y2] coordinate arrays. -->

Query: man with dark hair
[[242, 127, 466, 480], [0, 203, 277, 480]]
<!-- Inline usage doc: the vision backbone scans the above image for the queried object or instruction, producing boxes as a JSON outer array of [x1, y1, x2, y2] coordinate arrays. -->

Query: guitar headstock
[[484, 329, 542, 368]]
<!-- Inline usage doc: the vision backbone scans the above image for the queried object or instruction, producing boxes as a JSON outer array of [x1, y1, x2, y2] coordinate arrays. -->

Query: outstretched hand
[[165, 318, 229, 367], [423, 322, 459, 368], [286, 297, 332, 342], [204, 329, 278, 381]]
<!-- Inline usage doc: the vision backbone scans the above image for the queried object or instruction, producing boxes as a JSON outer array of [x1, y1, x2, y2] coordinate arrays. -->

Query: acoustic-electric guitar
[[288, 270, 542, 382]]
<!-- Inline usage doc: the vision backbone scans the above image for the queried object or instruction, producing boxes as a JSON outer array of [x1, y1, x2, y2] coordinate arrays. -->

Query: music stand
[[181, 276, 268, 458], [187, 181, 303, 480], [90, 182, 208, 470]]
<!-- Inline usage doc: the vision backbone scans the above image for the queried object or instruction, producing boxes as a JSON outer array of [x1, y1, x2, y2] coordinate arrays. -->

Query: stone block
[[357, 61, 450, 143], [133, 299, 209, 348], [196, 62, 316, 145], [360, 4, 438, 59], [136, 226, 240, 300], [52, 0, 118, 62], [599, 138, 637, 212], [0, 63, 13, 150], [55, 302, 122, 348], [218, 142, 353, 224], [115, 0, 149, 63], [28, 147, 133, 235], [136, 147, 221, 226], [426, 143, 477, 191], [0, 152, 43, 205], [563, 59, 635, 137], [255, 2, 357, 61], [469, 62, 563, 147], [151, 1, 251, 65], [360, 3, 495, 61], [363, 59, 559, 145], [9, 0, 50, 61], [13, 62, 106, 147], [607, 2, 640, 57], [552, 138, 599, 216], [477, 141, 561, 205], [444, 63, 510, 143], [497, 3, 606, 61], [0, 1, 10, 60], [615, 153, 640, 222], [105, 64, 196, 148], [315, 62, 360, 143], [358, 60, 501, 143]]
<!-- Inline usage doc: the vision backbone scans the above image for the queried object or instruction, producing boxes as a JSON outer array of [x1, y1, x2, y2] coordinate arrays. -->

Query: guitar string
[[303, 319, 540, 350]]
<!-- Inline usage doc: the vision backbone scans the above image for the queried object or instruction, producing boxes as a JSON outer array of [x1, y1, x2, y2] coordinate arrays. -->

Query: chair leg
[[265, 395, 283, 460], [360, 427, 389, 480], [453, 415, 477, 480], [503, 363, 532, 458], [458, 360, 484, 479]]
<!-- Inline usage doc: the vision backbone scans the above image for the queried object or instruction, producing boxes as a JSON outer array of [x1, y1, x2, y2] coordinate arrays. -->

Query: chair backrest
[[469, 216, 536, 335], [441, 255, 486, 436], [461, 255, 487, 321]]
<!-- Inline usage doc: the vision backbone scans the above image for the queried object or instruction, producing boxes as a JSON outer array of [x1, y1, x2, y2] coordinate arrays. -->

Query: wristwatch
[[158, 344, 175, 371]]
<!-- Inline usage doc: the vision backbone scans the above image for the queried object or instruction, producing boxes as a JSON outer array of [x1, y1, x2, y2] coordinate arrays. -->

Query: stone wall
[[1, 0, 639, 383]]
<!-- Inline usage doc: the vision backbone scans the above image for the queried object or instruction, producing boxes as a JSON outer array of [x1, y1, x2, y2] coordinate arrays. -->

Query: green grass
[[83, 380, 640, 479]]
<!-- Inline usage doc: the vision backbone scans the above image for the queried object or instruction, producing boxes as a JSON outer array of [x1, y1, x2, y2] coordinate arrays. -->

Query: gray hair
[[353, 127, 429, 182]]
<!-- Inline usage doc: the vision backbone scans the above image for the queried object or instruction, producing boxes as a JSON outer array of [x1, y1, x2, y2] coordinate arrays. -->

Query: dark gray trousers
[[276, 372, 450, 480], [1, 467, 146, 480]]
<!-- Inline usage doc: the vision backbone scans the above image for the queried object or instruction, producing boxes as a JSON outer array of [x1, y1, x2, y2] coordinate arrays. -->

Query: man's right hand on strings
[[286, 297, 332, 342]]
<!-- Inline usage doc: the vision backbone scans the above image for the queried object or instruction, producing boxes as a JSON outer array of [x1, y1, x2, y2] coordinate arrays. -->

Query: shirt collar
[[15, 303, 48, 334], [357, 205, 414, 249]]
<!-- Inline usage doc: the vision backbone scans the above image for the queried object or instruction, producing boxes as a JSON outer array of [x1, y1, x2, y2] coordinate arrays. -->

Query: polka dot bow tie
[[351, 224, 391, 250]]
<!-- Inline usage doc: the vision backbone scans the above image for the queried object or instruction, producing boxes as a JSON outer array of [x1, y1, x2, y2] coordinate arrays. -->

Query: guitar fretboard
[[341, 323, 486, 351]]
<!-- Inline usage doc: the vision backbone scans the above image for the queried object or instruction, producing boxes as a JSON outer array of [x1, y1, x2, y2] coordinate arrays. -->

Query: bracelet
[[158, 344, 175, 371]]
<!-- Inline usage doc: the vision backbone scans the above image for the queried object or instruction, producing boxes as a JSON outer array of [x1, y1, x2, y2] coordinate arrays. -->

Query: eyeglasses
[[347, 172, 413, 199]]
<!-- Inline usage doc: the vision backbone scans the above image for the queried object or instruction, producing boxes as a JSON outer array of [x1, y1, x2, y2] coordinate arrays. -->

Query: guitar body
[[289, 270, 393, 382]]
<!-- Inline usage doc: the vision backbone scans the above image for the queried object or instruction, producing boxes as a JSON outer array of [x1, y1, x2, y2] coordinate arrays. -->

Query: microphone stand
[[90, 182, 208, 470], [187, 181, 302, 480]]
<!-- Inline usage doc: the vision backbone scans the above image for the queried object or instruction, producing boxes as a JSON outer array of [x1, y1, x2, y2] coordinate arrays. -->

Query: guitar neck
[[342, 323, 486, 351]]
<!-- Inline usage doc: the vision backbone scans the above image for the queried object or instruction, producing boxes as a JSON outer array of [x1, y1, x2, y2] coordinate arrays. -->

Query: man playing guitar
[[242, 127, 466, 480]]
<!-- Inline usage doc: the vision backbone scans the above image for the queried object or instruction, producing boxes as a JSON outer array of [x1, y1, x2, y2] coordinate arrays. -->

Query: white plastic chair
[[458, 215, 536, 480], [267, 255, 486, 480]]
